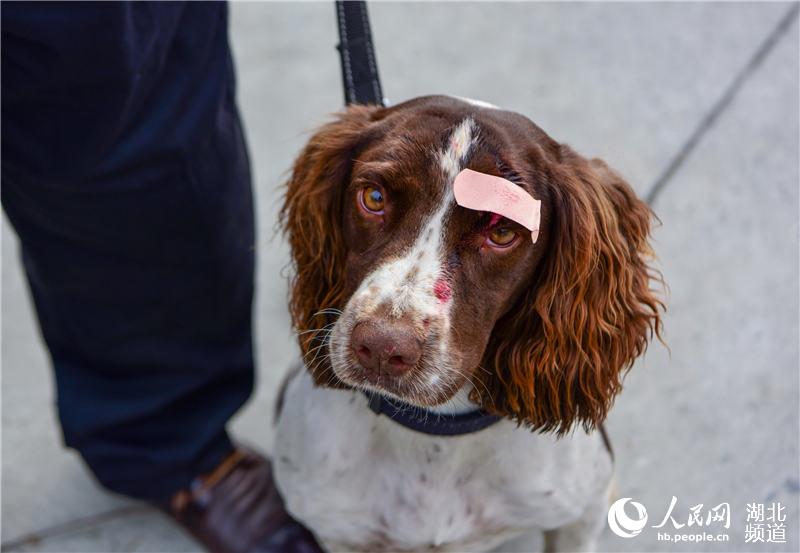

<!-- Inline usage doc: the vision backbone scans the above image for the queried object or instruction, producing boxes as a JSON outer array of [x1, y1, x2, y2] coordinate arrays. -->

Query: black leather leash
[[335, 0, 385, 106]]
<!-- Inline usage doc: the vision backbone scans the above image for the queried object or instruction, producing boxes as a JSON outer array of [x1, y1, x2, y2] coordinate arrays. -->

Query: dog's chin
[[330, 360, 463, 408]]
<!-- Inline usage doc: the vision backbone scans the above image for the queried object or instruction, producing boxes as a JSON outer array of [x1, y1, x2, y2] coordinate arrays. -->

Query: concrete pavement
[[2, 2, 798, 552]]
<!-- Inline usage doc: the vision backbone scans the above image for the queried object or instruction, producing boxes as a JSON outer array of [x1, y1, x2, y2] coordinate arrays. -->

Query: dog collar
[[364, 392, 502, 437]]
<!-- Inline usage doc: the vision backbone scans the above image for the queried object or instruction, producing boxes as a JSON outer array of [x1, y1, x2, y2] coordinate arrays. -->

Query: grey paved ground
[[2, 2, 798, 552]]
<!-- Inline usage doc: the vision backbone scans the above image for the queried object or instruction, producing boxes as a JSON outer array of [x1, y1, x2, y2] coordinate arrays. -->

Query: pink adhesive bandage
[[453, 169, 541, 243]]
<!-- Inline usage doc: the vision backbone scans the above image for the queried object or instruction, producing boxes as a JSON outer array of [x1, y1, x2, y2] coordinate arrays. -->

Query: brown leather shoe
[[159, 447, 324, 553]]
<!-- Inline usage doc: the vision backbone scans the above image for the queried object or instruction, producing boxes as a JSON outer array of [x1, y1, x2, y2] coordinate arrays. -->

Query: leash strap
[[335, 0, 384, 106]]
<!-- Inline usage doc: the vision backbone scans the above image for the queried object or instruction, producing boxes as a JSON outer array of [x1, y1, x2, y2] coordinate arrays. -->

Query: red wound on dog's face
[[433, 278, 451, 303]]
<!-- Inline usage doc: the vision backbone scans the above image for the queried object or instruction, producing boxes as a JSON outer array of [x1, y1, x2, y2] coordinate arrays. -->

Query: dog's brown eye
[[359, 186, 385, 214], [487, 227, 517, 247]]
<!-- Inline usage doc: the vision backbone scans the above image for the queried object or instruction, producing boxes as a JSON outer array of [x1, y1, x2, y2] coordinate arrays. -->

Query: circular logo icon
[[607, 497, 648, 538]]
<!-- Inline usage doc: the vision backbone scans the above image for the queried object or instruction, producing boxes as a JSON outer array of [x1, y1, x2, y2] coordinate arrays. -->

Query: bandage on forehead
[[453, 168, 541, 243]]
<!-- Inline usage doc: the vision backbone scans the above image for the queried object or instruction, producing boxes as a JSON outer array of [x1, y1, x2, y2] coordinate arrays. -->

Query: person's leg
[[3, 5, 324, 549], [2, 103, 255, 500], [1, 1, 254, 501]]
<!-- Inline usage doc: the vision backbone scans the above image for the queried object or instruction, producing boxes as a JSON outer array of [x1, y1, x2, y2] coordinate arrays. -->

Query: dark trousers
[[1, 2, 255, 499]]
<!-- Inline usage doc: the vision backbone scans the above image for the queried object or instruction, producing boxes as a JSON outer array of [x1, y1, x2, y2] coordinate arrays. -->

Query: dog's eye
[[487, 226, 518, 248], [359, 186, 385, 214]]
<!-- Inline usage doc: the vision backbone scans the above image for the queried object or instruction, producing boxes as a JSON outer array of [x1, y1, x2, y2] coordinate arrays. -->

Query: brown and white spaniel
[[274, 95, 664, 553]]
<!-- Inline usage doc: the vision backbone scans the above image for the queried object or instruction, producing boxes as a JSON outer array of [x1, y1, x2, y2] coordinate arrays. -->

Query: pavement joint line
[[645, 2, 800, 207], [0, 504, 153, 552]]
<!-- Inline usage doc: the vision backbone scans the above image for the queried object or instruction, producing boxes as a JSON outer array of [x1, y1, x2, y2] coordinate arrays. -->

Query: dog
[[273, 95, 663, 552]]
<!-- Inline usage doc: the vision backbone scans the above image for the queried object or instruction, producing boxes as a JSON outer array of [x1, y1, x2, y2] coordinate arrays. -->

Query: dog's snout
[[351, 320, 422, 376]]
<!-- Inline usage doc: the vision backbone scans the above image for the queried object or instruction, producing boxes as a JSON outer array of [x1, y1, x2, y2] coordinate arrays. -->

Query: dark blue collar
[[365, 392, 502, 437]]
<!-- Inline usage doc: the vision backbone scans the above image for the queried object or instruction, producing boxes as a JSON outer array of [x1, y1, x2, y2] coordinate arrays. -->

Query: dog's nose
[[351, 320, 422, 376]]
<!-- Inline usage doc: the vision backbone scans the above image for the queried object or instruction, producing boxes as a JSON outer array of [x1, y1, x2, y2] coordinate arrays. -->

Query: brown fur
[[280, 105, 380, 388], [281, 97, 664, 434], [477, 149, 664, 434]]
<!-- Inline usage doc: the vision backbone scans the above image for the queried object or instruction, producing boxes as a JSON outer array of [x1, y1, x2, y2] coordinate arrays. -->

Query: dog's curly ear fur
[[476, 146, 665, 434], [280, 105, 380, 385]]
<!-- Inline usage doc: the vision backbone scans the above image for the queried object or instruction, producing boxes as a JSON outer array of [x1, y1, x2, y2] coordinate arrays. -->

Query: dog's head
[[282, 95, 663, 433]]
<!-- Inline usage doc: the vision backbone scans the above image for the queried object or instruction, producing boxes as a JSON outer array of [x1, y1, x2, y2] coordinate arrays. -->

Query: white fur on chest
[[274, 370, 612, 553]]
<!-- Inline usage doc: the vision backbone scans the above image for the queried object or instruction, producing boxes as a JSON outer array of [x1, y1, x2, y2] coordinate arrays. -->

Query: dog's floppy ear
[[476, 146, 664, 434], [281, 105, 381, 385]]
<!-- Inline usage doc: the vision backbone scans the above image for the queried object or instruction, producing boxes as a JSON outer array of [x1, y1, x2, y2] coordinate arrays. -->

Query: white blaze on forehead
[[438, 117, 477, 182], [347, 118, 478, 322]]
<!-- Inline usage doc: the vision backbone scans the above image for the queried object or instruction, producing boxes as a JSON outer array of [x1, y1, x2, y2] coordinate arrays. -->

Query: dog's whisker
[[297, 324, 336, 337]]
